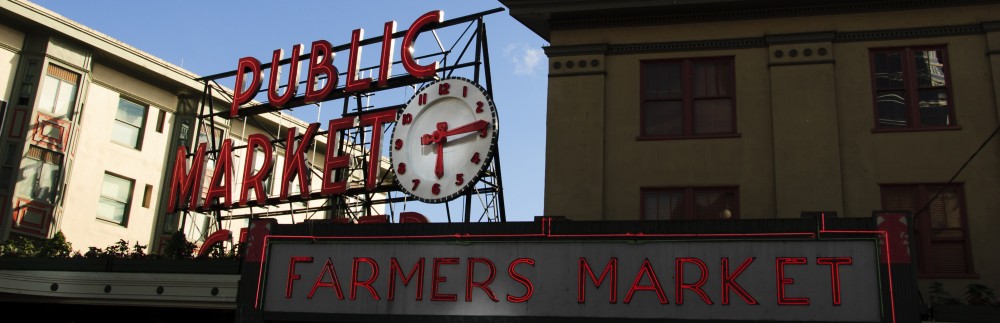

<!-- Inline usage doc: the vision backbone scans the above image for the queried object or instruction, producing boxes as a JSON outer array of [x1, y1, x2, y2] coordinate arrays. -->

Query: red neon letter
[[401, 10, 442, 79], [507, 258, 535, 303], [578, 257, 617, 304], [267, 44, 302, 107], [202, 139, 234, 209], [239, 134, 273, 206], [308, 258, 345, 299], [279, 123, 319, 200], [676, 257, 713, 305], [776, 257, 810, 305], [432, 257, 459, 301], [166, 143, 206, 212], [345, 28, 372, 93], [388, 258, 425, 301], [304, 40, 338, 104], [465, 258, 498, 302], [817, 257, 853, 306], [320, 117, 354, 196], [359, 110, 397, 190], [378, 21, 397, 87], [624, 258, 669, 304], [231, 57, 262, 117], [721, 257, 759, 305], [351, 257, 380, 300], [286, 256, 313, 298]]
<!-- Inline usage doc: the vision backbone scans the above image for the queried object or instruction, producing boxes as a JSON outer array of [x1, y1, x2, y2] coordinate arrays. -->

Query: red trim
[[676, 257, 713, 305], [10, 198, 52, 237], [285, 256, 313, 298], [167, 143, 207, 212], [279, 123, 319, 200], [431, 257, 459, 301], [624, 258, 668, 304], [816, 257, 852, 306], [377, 21, 397, 88], [350, 257, 381, 300], [345, 29, 373, 93], [721, 257, 758, 305], [775, 257, 810, 305], [231, 57, 263, 117], [203, 139, 234, 208], [578, 257, 618, 304], [32, 114, 70, 152], [506, 258, 535, 303], [239, 134, 274, 206], [321, 117, 354, 196], [638, 57, 736, 139], [869, 45, 956, 130], [304, 40, 337, 104], [267, 45, 303, 107], [196, 229, 232, 258], [465, 258, 498, 302], [401, 11, 442, 78], [7, 108, 29, 139], [308, 258, 345, 299], [388, 258, 424, 301]]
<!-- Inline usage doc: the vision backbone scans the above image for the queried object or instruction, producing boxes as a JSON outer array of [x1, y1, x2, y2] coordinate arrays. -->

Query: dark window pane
[[876, 91, 908, 127], [693, 99, 733, 134], [694, 190, 736, 220], [914, 49, 946, 87], [643, 62, 681, 99], [873, 52, 904, 89], [693, 61, 732, 97], [918, 89, 950, 126], [643, 101, 683, 136], [644, 190, 683, 220]]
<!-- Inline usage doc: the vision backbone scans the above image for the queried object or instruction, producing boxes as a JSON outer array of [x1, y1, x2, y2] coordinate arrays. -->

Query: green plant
[[38, 232, 73, 258], [82, 239, 147, 259], [0, 232, 73, 258], [0, 236, 37, 257], [929, 282, 961, 305], [964, 283, 998, 306], [162, 231, 196, 260]]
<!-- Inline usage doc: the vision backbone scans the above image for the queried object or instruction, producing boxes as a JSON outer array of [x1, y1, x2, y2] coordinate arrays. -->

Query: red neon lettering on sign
[[238, 134, 273, 206], [359, 110, 397, 190], [202, 139, 234, 209], [279, 123, 319, 200], [388, 258, 425, 301], [676, 257, 713, 305], [378, 21, 397, 88], [721, 257, 759, 305], [775, 257, 810, 305], [465, 258, 498, 302], [304, 40, 337, 104], [401, 11, 443, 79], [320, 117, 354, 196], [578, 257, 617, 304], [432, 258, 459, 301], [350, 257, 380, 300], [345, 28, 372, 93], [286, 256, 313, 298], [231, 57, 262, 117], [308, 258, 345, 300], [506, 258, 534, 303], [166, 143, 206, 212], [267, 44, 302, 108], [624, 258, 669, 304], [817, 257, 853, 306]]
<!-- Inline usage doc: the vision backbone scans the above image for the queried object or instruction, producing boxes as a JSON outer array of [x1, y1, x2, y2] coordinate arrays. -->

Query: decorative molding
[[981, 21, 1000, 32], [90, 78, 171, 113], [544, 44, 608, 57], [835, 24, 983, 42], [766, 32, 836, 45], [548, 71, 606, 78], [609, 37, 765, 55], [769, 59, 836, 67], [0, 41, 19, 54]]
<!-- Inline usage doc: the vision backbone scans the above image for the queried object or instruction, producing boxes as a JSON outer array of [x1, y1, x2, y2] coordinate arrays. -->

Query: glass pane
[[914, 49, 946, 87], [37, 75, 59, 114], [693, 99, 733, 134], [642, 101, 683, 136], [36, 161, 60, 203], [918, 89, 950, 126], [643, 62, 681, 99], [97, 198, 126, 224], [876, 91, 908, 127], [111, 121, 140, 147], [694, 190, 736, 220], [693, 61, 732, 97], [932, 229, 964, 239], [928, 187, 961, 230], [54, 82, 76, 118], [101, 173, 133, 202], [116, 99, 146, 126], [15, 158, 41, 198], [873, 52, 903, 89], [881, 186, 916, 211], [644, 190, 683, 220]]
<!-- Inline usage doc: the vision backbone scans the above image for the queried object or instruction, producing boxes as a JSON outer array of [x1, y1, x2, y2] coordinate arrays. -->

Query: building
[[503, 0, 1000, 304], [0, 0, 387, 253]]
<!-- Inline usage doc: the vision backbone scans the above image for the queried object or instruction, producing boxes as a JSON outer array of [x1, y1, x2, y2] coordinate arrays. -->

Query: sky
[[30, 0, 550, 222]]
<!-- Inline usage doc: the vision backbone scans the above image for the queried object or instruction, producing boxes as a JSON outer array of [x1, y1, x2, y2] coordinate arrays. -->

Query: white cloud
[[504, 43, 545, 76]]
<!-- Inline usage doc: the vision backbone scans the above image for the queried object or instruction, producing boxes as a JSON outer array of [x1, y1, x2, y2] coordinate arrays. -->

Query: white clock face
[[390, 77, 498, 203]]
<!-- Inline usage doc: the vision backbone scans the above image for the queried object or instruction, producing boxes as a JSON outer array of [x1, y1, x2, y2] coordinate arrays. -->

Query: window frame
[[638, 56, 738, 140], [112, 96, 148, 150], [36, 64, 81, 120], [97, 172, 135, 227], [640, 186, 739, 220], [879, 183, 975, 278], [869, 45, 958, 132]]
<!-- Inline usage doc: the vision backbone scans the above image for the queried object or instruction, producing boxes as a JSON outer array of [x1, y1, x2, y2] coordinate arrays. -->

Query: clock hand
[[435, 138, 444, 179], [442, 120, 489, 137]]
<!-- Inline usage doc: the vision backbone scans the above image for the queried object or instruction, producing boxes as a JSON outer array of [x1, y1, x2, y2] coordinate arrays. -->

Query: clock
[[390, 77, 498, 203]]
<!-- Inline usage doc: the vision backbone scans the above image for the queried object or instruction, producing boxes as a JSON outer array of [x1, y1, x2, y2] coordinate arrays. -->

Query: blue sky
[[31, 0, 549, 222]]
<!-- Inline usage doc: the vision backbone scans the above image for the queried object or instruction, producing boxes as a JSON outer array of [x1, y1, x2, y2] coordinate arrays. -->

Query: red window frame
[[879, 183, 974, 277], [869, 45, 958, 132], [639, 57, 737, 140], [640, 187, 739, 220]]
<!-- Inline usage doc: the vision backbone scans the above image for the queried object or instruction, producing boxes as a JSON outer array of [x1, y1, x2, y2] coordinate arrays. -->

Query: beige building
[[503, 0, 1000, 298]]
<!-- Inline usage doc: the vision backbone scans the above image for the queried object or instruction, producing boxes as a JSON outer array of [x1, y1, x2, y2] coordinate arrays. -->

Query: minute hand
[[443, 120, 489, 137]]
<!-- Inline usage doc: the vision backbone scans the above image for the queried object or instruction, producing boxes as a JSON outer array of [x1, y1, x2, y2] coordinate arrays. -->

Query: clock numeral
[[455, 173, 464, 186], [471, 152, 481, 164], [411, 179, 420, 190], [402, 113, 413, 125], [479, 128, 488, 138], [397, 163, 406, 175], [476, 101, 484, 113], [432, 183, 441, 195], [438, 83, 450, 95], [394, 139, 403, 150], [418, 93, 428, 105], [463, 86, 468, 98]]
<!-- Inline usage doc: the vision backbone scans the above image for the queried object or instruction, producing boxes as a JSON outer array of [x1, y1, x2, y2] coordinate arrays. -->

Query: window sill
[[110, 140, 143, 151], [636, 133, 741, 141], [96, 217, 128, 228], [871, 125, 961, 133], [918, 273, 979, 279]]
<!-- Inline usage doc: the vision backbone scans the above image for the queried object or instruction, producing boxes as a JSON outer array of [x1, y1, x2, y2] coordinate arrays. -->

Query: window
[[16, 146, 62, 204], [112, 97, 147, 149], [880, 184, 972, 276], [642, 187, 738, 220], [155, 109, 166, 133], [37, 65, 79, 119], [640, 57, 735, 138], [97, 173, 134, 226], [870, 46, 954, 129]]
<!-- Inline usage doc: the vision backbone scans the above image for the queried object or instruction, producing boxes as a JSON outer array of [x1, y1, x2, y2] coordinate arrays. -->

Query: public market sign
[[258, 239, 882, 321]]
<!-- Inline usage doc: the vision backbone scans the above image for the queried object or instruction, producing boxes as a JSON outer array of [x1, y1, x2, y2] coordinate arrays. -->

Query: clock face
[[390, 77, 498, 203]]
